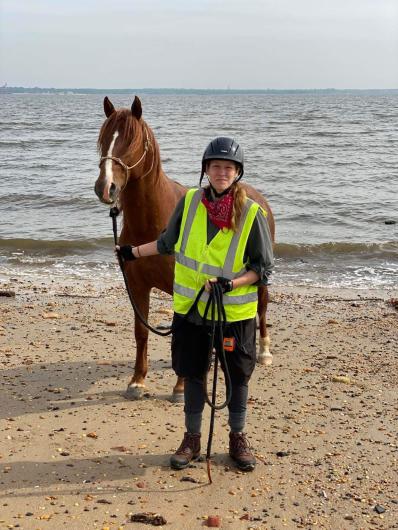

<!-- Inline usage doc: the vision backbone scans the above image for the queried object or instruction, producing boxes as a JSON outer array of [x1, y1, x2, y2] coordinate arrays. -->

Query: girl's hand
[[205, 277, 233, 293], [116, 245, 136, 261], [205, 278, 217, 292]]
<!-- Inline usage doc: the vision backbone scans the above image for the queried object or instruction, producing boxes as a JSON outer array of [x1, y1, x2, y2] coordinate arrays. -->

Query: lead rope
[[110, 207, 172, 336], [202, 282, 232, 483]]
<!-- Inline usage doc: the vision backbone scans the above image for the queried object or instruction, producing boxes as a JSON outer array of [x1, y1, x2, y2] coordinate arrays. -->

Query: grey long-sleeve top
[[156, 191, 274, 286]]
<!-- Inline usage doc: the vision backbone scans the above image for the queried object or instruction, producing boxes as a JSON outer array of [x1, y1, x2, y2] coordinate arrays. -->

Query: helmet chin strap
[[209, 181, 231, 198], [206, 174, 243, 199]]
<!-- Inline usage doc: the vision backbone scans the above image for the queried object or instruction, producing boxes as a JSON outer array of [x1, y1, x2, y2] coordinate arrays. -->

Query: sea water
[[0, 93, 397, 288]]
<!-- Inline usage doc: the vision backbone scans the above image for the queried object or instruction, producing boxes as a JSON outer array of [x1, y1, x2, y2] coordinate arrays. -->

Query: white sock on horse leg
[[258, 336, 272, 365]]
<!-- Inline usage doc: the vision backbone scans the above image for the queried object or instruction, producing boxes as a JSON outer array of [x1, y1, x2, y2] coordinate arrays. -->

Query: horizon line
[[2, 85, 398, 92]]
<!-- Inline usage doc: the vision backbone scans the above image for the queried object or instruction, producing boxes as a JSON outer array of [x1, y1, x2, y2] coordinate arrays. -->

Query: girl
[[117, 137, 274, 471]]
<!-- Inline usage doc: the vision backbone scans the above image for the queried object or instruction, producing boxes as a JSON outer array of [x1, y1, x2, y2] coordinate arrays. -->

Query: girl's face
[[206, 159, 239, 194]]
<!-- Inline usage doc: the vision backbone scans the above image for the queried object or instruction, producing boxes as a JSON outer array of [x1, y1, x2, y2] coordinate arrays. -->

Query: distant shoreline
[[1, 86, 398, 95]]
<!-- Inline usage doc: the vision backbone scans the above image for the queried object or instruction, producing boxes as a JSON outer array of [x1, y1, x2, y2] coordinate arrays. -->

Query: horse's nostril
[[110, 183, 116, 194], [94, 182, 102, 198]]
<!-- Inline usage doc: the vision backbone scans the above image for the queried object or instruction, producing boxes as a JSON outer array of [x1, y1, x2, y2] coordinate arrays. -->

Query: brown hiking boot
[[229, 432, 256, 471], [170, 432, 201, 470]]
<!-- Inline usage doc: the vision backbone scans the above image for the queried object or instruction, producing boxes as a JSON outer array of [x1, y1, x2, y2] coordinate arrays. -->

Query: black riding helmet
[[199, 137, 244, 188]]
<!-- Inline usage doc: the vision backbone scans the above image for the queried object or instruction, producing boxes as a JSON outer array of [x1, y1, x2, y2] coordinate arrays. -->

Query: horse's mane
[[97, 110, 156, 159]]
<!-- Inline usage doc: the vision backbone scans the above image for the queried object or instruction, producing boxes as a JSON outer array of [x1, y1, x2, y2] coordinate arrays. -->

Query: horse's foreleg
[[125, 286, 150, 400], [257, 286, 273, 366]]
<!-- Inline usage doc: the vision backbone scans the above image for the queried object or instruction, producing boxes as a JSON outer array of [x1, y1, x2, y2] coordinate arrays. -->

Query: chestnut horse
[[94, 96, 275, 402]]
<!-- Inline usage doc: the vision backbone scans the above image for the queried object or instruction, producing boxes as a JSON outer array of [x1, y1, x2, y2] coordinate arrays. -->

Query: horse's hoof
[[124, 385, 145, 400], [257, 353, 273, 366], [170, 391, 184, 404]]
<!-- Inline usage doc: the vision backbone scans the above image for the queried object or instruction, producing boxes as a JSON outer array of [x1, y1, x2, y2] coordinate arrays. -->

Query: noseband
[[99, 126, 154, 188]]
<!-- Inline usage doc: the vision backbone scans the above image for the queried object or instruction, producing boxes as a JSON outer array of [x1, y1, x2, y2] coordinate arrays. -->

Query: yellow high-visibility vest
[[173, 188, 263, 322]]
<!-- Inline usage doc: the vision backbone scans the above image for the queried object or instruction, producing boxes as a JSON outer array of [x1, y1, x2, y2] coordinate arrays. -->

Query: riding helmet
[[200, 137, 244, 186]]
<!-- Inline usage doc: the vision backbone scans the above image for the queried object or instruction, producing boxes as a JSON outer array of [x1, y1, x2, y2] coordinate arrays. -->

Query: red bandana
[[201, 189, 234, 230]]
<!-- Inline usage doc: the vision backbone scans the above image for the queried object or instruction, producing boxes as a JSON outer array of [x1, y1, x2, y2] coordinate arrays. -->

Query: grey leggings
[[184, 376, 249, 433]]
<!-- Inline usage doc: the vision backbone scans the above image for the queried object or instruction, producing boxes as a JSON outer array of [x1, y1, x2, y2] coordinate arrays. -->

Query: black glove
[[118, 245, 136, 261], [216, 276, 233, 293]]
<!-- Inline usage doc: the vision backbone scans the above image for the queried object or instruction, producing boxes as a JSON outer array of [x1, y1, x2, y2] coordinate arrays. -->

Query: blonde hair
[[230, 182, 247, 232]]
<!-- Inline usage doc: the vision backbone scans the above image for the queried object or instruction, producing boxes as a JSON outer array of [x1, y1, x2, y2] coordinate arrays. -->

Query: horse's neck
[[122, 169, 181, 240]]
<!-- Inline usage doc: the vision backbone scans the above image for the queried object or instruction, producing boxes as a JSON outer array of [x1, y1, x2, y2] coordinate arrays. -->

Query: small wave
[[275, 241, 398, 260], [0, 121, 39, 127], [2, 238, 397, 262], [0, 140, 39, 148], [308, 131, 343, 137], [0, 237, 113, 256], [0, 194, 100, 209], [299, 115, 330, 121], [269, 142, 306, 149], [0, 138, 69, 148], [267, 120, 299, 125]]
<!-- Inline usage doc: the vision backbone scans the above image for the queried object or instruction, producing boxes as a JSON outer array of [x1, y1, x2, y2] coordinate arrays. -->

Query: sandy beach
[[1, 278, 397, 530]]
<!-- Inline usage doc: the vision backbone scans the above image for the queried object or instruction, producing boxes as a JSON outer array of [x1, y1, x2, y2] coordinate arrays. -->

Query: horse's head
[[94, 96, 152, 204]]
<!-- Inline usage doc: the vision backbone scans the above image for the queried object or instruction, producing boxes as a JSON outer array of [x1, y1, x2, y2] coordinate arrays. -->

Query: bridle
[[99, 125, 154, 189]]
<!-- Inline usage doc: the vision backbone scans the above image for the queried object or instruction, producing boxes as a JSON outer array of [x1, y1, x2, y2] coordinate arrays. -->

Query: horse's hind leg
[[257, 285, 272, 366], [172, 376, 185, 404], [125, 285, 150, 400]]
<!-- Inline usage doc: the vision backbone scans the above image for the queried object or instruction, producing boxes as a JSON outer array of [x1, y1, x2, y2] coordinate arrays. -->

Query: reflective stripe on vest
[[173, 188, 262, 322], [173, 281, 258, 305]]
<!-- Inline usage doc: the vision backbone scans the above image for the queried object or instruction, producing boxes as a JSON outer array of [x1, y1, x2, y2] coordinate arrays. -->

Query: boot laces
[[232, 433, 252, 455], [176, 434, 198, 455]]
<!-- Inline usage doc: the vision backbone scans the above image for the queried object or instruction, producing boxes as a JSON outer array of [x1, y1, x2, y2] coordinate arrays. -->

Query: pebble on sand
[[374, 505, 386, 514], [130, 512, 167, 525], [0, 290, 16, 297], [86, 432, 98, 439], [331, 375, 351, 384], [205, 515, 221, 527], [42, 312, 61, 319]]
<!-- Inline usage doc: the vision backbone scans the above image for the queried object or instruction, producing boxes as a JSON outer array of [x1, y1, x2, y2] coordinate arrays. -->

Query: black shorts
[[171, 313, 257, 385]]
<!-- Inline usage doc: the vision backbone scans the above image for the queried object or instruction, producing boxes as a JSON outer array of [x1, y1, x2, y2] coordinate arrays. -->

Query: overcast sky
[[1, 0, 397, 89]]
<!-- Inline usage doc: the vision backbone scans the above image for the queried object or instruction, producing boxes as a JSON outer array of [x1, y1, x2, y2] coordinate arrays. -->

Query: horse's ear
[[131, 96, 142, 120], [104, 97, 115, 118]]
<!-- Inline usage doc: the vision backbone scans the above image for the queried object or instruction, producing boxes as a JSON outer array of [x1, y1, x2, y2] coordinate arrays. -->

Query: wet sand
[[0, 278, 397, 530]]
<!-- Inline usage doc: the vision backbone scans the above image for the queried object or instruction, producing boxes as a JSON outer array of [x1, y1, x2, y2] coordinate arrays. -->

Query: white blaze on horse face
[[105, 131, 119, 187]]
